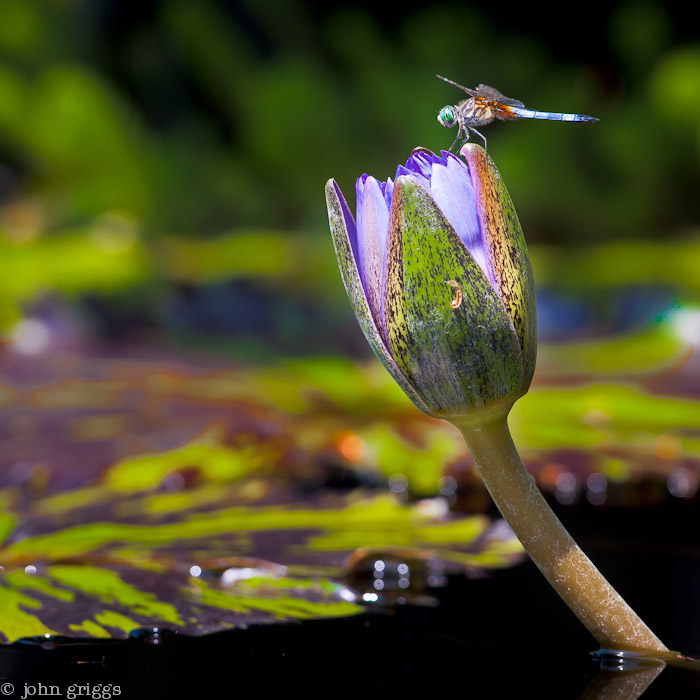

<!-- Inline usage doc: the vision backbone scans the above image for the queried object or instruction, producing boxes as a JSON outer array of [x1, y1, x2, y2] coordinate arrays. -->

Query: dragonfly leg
[[468, 127, 488, 159], [449, 127, 468, 154]]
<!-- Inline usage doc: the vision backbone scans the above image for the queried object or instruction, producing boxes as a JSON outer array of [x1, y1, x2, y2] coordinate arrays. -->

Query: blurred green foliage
[[1, 0, 698, 233], [0, 0, 698, 339]]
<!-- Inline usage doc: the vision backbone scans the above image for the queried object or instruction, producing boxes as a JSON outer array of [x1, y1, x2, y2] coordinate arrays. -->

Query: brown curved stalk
[[454, 411, 667, 652]]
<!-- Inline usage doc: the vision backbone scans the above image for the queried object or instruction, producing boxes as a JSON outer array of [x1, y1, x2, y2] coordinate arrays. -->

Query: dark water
[[1, 500, 699, 698]]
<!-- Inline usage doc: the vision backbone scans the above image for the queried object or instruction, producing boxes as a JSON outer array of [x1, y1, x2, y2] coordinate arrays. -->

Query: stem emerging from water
[[454, 411, 667, 652]]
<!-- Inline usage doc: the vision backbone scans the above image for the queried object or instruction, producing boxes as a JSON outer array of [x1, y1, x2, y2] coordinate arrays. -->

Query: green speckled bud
[[325, 144, 536, 423]]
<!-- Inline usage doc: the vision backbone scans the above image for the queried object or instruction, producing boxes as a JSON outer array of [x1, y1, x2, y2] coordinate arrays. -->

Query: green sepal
[[463, 144, 537, 392], [325, 179, 431, 414], [384, 175, 524, 419]]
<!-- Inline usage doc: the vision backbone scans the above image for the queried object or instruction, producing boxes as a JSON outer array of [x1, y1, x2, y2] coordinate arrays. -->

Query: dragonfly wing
[[474, 84, 525, 107], [461, 86, 488, 99]]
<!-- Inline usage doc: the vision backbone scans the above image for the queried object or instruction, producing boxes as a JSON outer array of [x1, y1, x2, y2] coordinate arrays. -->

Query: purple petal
[[356, 175, 390, 335], [429, 154, 490, 283], [333, 180, 358, 266], [404, 151, 434, 179], [381, 177, 394, 211], [395, 164, 430, 190]]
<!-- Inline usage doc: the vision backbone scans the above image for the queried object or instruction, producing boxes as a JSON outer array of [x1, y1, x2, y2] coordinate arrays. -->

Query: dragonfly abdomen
[[508, 107, 598, 122]]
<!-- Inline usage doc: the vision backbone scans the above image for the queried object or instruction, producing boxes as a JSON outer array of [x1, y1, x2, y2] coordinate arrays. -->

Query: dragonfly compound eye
[[437, 106, 456, 128]]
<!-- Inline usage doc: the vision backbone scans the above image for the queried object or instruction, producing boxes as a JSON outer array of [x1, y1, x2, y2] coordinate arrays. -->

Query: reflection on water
[[582, 649, 700, 699], [579, 666, 664, 700]]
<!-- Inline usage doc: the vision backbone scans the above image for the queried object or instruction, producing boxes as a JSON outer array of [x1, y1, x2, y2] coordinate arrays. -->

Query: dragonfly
[[436, 75, 599, 154]]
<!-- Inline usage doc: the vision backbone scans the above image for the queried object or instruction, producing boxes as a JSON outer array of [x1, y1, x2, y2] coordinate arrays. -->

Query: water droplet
[[193, 557, 287, 586], [337, 587, 357, 603], [129, 627, 176, 645], [593, 649, 667, 672], [220, 567, 268, 586], [438, 476, 458, 496], [587, 473, 608, 506], [10, 318, 51, 355], [159, 468, 200, 491], [555, 472, 578, 505], [415, 497, 449, 518], [668, 467, 698, 499], [343, 547, 445, 606], [669, 307, 700, 348], [388, 474, 408, 494], [16, 634, 60, 649]]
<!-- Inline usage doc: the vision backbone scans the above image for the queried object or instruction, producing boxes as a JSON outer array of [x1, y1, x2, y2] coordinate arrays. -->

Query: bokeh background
[[1, 0, 698, 355], [1, 2, 700, 692]]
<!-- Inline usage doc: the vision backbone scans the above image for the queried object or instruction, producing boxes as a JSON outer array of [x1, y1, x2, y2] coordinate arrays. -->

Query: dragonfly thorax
[[437, 105, 457, 128]]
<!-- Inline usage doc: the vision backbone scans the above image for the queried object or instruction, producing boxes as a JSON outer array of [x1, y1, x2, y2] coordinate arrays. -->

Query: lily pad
[[0, 349, 523, 643], [2, 324, 698, 643]]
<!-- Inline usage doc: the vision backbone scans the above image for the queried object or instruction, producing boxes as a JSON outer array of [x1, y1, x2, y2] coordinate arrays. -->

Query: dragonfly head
[[437, 105, 457, 129]]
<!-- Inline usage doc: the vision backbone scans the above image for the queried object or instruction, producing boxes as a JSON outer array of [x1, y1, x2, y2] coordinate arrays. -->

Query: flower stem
[[454, 412, 667, 652]]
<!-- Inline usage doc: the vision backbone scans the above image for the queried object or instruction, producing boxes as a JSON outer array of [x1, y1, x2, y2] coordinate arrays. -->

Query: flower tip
[[393, 173, 421, 197], [459, 142, 486, 161], [325, 177, 340, 198], [460, 142, 494, 169], [324, 177, 337, 204], [409, 146, 435, 158], [460, 142, 498, 183]]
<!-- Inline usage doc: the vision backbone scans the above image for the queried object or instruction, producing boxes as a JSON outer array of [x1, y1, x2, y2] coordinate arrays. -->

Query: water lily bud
[[325, 144, 536, 422]]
